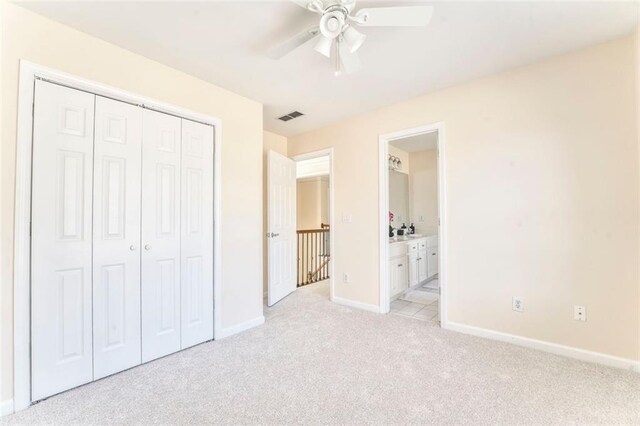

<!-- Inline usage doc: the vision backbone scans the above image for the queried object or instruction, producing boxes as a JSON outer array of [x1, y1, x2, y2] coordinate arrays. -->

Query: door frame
[[378, 122, 447, 326], [290, 148, 335, 301], [13, 61, 223, 412]]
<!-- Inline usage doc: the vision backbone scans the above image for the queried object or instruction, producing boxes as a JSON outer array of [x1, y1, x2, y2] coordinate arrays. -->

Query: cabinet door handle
[[432, 253, 436, 256], [144, 244, 151, 250], [398, 264, 403, 267], [130, 245, 137, 251]]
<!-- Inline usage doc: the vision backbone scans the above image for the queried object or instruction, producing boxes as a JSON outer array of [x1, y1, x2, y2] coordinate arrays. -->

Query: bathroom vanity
[[389, 235, 438, 299]]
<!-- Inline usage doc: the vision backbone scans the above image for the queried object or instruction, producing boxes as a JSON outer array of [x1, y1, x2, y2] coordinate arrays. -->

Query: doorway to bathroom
[[378, 123, 447, 326]]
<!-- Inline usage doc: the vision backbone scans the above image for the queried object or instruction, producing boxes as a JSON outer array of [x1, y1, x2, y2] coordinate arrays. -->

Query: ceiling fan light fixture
[[314, 35, 333, 58], [319, 11, 345, 39], [342, 25, 366, 53], [276, 2, 436, 75]]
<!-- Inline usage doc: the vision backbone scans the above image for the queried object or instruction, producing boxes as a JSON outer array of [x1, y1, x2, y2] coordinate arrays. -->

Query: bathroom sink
[[389, 236, 408, 243], [407, 234, 425, 238]]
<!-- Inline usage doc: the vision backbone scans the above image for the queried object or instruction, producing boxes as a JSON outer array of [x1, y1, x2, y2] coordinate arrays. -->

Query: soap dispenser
[[409, 223, 415, 235]]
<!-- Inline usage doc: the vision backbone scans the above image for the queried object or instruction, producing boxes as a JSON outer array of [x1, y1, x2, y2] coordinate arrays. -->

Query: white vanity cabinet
[[389, 242, 409, 298], [426, 236, 438, 279], [417, 240, 428, 283], [407, 241, 419, 287], [389, 258, 408, 298], [389, 235, 438, 299], [408, 240, 428, 286]]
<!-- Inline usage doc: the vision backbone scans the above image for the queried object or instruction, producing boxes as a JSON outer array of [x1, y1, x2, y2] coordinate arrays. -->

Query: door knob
[[130, 245, 137, 251], [144, 244, 151, 250]]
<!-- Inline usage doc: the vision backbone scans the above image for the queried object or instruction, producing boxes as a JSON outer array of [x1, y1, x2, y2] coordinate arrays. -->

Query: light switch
[[342, 213, 352, 223]]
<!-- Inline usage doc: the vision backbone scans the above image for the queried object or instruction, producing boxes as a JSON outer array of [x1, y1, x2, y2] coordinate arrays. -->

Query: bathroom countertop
[[389, 233, 437, 244]]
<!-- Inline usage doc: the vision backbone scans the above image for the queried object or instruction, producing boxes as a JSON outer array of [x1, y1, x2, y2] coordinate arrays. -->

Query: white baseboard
[[1, 399, 14, 417], [444, 321, 640, 373], [216, 316, 265, 339], [332, 296, 381, 313]]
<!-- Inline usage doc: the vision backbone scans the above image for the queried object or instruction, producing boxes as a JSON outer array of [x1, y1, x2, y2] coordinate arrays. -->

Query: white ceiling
[[391, 131, 438, 152], [17, 1, 638, 136]]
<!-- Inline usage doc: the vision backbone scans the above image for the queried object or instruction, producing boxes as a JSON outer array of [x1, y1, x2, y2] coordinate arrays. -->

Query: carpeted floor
[[3, 281, 639, 425]]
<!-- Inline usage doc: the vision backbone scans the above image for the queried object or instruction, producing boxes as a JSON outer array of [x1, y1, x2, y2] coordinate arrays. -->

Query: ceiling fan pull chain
[[335, 37, 342, 76]]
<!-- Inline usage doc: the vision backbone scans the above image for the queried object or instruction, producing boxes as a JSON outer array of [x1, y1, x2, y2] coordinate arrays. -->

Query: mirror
[[389, 170, 409, 229]]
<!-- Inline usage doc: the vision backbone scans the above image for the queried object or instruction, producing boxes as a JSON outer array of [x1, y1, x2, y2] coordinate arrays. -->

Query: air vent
[[278, 111, 304, 122]]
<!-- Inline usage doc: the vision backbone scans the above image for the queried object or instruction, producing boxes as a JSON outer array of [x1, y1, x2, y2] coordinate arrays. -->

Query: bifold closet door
[[92, 96, 143, 379], [141, 109, 182, 362], [31, 80, 95, 401], [180, 119, 214, 348]]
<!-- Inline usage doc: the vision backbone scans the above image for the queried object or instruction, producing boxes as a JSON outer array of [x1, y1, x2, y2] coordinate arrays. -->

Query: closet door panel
[[180, 119, 214, 348], [93, 96, 143, 379], [31, 80, 95, 401], [141, 109, 182, 362]]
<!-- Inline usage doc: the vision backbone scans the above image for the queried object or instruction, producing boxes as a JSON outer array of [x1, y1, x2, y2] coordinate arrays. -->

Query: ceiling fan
[[267, 0, 434, 76]]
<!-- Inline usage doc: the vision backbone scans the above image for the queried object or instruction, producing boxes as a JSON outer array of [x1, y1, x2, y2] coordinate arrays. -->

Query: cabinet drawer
[[426, 235, 438, 248], [418, 240, 427, 250], [407, 242, 418, 252]]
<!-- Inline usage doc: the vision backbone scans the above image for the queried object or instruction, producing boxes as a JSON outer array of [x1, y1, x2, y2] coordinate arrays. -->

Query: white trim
[[444, 321, 640, 373], [332, 296, 381, 313], [212, 115, 223, 342], [378, 122, 447, 326], [291, 148, 335, 302], [1, 399, 14, 417], [217, 316, 265, 339], [13, 60, 223, 411], [13, 61, 35, 412]]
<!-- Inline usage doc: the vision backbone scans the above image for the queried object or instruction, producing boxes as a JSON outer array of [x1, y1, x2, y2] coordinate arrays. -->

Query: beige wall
[[408, 150, 438, 235], [289, 35, 639, 361], [264, 130, 288, 157], [1, 3, 264, 402], [263, 131, 288, 293], [297, 177, 329, 230]]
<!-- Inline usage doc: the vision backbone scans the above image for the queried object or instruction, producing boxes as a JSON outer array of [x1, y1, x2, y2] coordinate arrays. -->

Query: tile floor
[[390, 279, 440, 322]]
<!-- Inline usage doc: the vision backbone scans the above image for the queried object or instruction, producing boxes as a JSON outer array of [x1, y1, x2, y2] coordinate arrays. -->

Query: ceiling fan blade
[[290, 0, 323, 13], [267, 26, 320, 59], [354, 6, 434, 27], [338, 42, 361, 75]]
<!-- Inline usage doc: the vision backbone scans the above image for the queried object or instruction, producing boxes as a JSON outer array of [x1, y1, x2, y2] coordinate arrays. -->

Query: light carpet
[[3, 281, 639, 425]]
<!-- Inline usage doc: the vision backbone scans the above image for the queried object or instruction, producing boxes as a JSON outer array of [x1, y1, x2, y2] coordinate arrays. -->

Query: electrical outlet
[[342, 213, 352, 223], [512, 297, 523, 312], [574, 306, 587, 321], [342, 273, 350, 283]]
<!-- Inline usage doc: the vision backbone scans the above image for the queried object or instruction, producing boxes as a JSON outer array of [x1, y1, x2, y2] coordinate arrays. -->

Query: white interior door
[[31, 80, 95, 401], [180, 119, 214, 348], [92, 96, 143, 379], [267, 150, 297, 306], [141, 109, 182, 362]]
